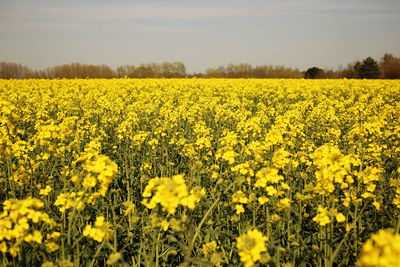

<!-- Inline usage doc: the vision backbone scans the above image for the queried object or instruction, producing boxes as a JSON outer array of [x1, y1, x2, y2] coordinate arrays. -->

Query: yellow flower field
[[1, 78, 400, 266]]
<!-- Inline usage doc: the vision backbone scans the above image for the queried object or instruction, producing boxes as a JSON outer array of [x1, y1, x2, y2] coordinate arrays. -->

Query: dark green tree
[[358, 57, 380, 79], [304, 67, 324, 79]]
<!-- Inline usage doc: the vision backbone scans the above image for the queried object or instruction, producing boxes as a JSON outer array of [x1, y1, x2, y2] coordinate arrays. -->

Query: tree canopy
[[304, 67, 324, 79], [358, 57, 380, 79]]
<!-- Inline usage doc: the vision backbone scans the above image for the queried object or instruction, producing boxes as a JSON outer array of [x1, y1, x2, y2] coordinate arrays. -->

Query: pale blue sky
[[1, 0, 399, 73]]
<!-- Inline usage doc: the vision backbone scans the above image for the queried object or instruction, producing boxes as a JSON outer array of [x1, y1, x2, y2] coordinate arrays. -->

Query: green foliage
[[305, 67, 324, 79], [358, 57, 380, 79]]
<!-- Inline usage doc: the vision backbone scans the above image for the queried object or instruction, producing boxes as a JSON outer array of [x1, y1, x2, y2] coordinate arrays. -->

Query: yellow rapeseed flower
[[237, 229, 268, 267], [106, 252, 122, 265], [202, 241, 219, 255], [358, 229, 400, 267], [39, 185, 52, 196], [142, 174, 204, 214], [313, 206, 331, 226]]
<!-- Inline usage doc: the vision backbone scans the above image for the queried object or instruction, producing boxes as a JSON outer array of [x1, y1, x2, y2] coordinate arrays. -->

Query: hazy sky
[[1, 0, 399, 73]]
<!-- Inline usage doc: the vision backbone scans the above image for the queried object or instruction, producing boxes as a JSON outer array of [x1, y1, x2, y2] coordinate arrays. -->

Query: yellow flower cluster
[[311, 144, 354, 195], [236, 229, 268, 267], [312, 205, 346, 226], [390, 177, 400, 209], [45, 231, 60, 253], [254, 167, 284, 189], [232, 190, 249, 214], [358, 229, 400, 267], [202, 240, 219, 255], [54, 192, 85, 212], [72, 142, 118, 203], [83, 216, 113, 242], [106, 252, 122, 265], [83, 154, 118, 202], [39, 185, 52, 196], [0, 197, 55, 257], [142, 174, 205, 214]]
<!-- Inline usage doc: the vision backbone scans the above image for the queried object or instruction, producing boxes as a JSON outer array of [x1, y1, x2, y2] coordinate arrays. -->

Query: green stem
[[183, 182, 235, 266], [394, 214, 400, 234], [330, 204, 366, 264], [67, 207, 78, 246], [61, 211, 66, 260], [88, 240, 106, 267], [155, 232, 161, 267]]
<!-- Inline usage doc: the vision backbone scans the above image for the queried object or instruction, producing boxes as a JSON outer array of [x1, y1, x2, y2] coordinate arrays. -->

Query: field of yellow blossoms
[[1, 78, 400, 266]]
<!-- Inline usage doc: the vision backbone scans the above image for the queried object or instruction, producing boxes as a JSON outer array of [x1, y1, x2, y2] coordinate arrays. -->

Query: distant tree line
[[0, 62, 33, 79], [201, 64, 303, 78], [1, 53, 400, 79], [0, 62, 186, 79], [304, 54, 400, 79], [116, 62, 186, 78]]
